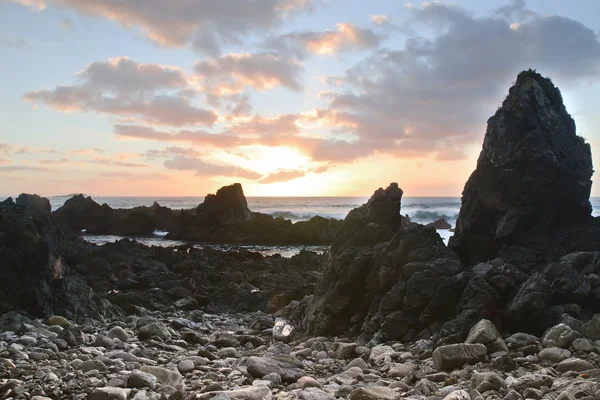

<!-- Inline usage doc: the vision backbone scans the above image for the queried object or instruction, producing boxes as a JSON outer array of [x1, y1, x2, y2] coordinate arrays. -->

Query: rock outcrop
[[300, 183, 466, 344], [51, 195, 180, 236], [449, 70, 600, 266], [167, 183, 341, 245], [52, 183, 341, 245], [0, 194, 119, 320]]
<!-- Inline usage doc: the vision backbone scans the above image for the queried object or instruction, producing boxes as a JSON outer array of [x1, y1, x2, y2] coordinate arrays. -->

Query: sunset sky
[[1, 0, 600, 197]]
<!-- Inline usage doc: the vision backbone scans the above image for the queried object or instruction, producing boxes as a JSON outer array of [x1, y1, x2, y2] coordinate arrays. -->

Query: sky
[[1, 0, 600, 197]]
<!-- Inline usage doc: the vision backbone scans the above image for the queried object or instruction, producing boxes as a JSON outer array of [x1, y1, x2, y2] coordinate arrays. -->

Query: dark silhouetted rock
[[51, 194, 115, 233], [449, 69, 600, 266], [300, 183, 466, 344], [0, 195, 120, 320]]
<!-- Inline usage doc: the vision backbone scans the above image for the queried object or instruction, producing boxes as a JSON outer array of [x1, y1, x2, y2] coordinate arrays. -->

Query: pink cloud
[[24, 57, 217, 127]]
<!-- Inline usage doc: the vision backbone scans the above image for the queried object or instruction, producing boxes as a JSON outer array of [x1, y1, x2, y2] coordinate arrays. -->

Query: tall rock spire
[[449, 69, 598, 265]]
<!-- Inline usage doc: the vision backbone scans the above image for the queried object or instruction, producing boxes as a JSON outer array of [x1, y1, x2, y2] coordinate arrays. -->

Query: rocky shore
[[2, 70, 600, 400]]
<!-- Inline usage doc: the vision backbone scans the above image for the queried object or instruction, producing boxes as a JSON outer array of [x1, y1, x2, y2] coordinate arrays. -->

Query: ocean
[[5, 195, 600, 256]]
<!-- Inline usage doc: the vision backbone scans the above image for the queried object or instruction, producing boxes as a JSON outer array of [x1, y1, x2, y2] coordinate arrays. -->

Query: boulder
[[449, 69, 600, 266]]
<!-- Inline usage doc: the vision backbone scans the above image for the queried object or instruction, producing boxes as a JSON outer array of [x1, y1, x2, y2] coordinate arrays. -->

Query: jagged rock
[[432, 343, 487, 372], [0, 194, 120, 320], [301, 183, 465, 344], [51, 194, 115, 233], [449, 70, 600, 266]]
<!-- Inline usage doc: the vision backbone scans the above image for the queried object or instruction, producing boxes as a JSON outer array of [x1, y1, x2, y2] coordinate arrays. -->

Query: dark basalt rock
[[427, 218, 452, 230], [449, 70, 600, 266], [51, 194, 115, 233], [167, 183, 341, 245], [300, 183, 466, 344], [0, 194, 119, 320]]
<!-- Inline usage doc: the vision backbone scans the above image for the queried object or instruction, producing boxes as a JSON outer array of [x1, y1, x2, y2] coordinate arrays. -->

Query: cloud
[[0, 165, 56, 172], [0, 158, 10, 165], [195, 52, 303, 93], [164, 155, 261, 179], [13, 0, 314, 55], [72, 148, 103, 155], [115, 124, 248, 148], [85, 156, 146, 168], [259, 169, 305, 184], [306, 2, 600, 161], [8, 0, 46, 11], [23, 57, 217, 127], [39, 158, 71, 165], [266, 23, 384, 57], [99, 172, 168, 180], [145, 146, 203, 160], [370, 15, 388, 24]]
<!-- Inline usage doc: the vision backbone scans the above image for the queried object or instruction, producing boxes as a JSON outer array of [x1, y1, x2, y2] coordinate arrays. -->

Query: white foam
[[152, 230, 169, 237]]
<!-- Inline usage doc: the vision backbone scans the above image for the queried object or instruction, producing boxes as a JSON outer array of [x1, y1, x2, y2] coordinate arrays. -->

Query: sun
[[218, 145, 312, 176]]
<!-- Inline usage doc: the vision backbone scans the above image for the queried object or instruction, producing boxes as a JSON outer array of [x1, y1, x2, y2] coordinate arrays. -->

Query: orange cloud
[[267, 23, 383, 57]]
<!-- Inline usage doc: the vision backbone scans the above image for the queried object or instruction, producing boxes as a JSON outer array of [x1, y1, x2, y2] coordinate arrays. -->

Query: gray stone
[[298, 388, 335, 400], [539, 347, 571, 362], [509, 374, 554, 392], [334, 342, 356, 359], [246, 356, 304, 383], [196, 386, 271, 400], [443, 390, 471, 400], [348, 386, 399, 400], [177, 359, 195, 374], [465, 319, 500, 345], [140, 365, 183, 389], [582, 315, 600, 341], [470, 371, 505, 392], [89, 387, 131, 400], [138, 323, 171, 341], [108, 326, 130, 342], [127, 369, 157, 390], [432, 343, 487, 372], [557, 358, 594, 372], [346, 357, 368, 371], [572, 338, 595, 352], [543, 324, 577, 348]]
